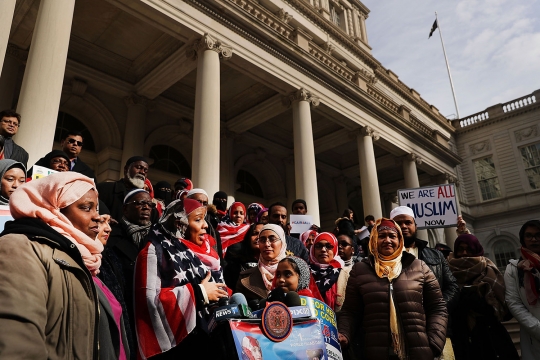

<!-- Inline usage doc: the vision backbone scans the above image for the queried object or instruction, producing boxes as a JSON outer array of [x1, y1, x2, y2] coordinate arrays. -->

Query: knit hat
[[125, 156, 147, 167], [123, 189, 149, 204]]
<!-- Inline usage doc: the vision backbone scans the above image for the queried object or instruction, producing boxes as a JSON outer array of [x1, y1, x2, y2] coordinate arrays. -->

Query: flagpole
[[435, 11, 460, 119]]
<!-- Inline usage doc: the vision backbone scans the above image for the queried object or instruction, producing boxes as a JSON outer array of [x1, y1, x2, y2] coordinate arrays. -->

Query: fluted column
[[356, 127, 382, 219], [15, 0, 76, 167], [0, 0, 16, 73], [383, 193, 398, 217], [120, 94, 153, 172], [402, 153, 427, 238], [189, 34, 232, 196], [286, 88, 320, 226]]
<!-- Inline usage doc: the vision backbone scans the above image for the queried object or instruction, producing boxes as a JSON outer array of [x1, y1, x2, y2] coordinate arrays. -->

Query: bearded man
[[97, 156, 153, 222]]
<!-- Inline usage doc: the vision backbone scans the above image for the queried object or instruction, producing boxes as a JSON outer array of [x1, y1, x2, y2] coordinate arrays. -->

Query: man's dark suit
[[5, 140, 29, 168], [71, 157, 95, 179]]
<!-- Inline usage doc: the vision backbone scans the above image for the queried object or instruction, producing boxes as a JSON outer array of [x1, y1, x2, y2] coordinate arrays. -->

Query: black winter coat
[[415, 238, 459, 313]]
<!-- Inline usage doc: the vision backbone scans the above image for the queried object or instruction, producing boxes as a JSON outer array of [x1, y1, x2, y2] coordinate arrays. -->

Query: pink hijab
[[9, 172, 104, 275]]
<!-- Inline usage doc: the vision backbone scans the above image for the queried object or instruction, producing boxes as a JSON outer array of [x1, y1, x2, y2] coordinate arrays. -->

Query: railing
[[503, 94, 536, 113], [459, 111, 489, 128]]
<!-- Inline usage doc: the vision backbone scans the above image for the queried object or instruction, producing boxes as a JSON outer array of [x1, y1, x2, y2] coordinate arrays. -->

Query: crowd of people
[[0, 109, 537, 359]]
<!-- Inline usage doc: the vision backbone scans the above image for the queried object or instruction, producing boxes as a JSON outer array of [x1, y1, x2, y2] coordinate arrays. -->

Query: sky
[[361, 0, 540, 119]]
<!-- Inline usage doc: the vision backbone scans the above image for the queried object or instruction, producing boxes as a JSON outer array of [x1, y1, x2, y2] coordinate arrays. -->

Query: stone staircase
[[503, 319, 521, 358]]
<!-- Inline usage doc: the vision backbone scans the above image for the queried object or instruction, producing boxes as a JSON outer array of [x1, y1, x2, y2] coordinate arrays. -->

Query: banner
[[397, 184, 458, 229], [229, 319, 327, 359], [300, 296, 343, 360]]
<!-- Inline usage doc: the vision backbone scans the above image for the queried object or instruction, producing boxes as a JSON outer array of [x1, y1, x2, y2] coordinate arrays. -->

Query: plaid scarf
[[518, 247, 540, 305], [121, 216, 151, 249], [449, 255, 508, 321]]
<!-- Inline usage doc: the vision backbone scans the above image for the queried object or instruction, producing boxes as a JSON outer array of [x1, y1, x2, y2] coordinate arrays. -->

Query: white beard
[[127, 174, 145, 189]]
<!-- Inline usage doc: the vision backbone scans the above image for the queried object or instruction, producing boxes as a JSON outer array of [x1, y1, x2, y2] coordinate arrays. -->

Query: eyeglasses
[[1, 119, 19, 127], [338, 241, 352, 248], [259, 236, 281, 245], [67, 138, 83, 147], [51, 158, 69, 166], [525, 233, 540, 240], [314, 242, 334, 250], [126, 200, 156, 208]]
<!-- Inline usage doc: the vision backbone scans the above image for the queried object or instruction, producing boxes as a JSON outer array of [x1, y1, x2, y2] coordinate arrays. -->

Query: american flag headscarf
[[217, 201, 250, 254]]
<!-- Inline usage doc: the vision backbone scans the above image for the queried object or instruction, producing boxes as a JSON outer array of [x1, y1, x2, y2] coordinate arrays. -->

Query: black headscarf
[[154, 181, 173, 205], [519, 220, 540, 246]]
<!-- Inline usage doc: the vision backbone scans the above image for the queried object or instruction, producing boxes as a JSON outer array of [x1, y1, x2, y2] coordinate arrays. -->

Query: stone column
[[402, 153, 428, 239], [120, 94, 152, 172], [189, 34, 232, 196], [443, 173, 459, 249], [383, 193, 398, 217], [356, 127, 382, 219], [0, 47, 22, 110], [220, 130, 236, 204], [15, 0, 76, 166], [0, 0, 16, 73], [334, 175, 349, 218], [286, 88, 320, 226]]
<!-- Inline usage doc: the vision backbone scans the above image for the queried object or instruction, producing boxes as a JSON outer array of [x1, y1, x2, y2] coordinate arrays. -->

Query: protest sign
[[300, 296, 343, 360], [290, 215, 313, 234], [397, 184, 458, 229], [229, 319, 327, 359], [32, 165, 58, 180]]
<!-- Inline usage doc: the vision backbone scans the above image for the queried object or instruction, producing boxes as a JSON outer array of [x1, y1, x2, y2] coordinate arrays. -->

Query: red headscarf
[[309, 232, 344, 269], [228, 201, 247, 224]]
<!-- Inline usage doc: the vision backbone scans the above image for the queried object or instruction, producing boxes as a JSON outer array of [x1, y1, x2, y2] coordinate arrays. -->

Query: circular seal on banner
[[261, 302, 293, 342]]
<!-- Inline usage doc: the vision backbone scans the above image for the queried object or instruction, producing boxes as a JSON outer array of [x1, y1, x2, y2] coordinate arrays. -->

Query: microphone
[[248, 299, 261, 311], [208, 293, 253, 332], [283, 291, 301, 307], [267, 287, 286, 303], [230, 293, 248, 306]]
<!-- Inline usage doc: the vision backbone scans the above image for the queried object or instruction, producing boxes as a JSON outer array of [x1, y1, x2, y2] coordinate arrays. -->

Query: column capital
[[124, 93, 155, 110], [283, 88, 320, 107], [188, 33, 233, 61], [444, 172, 460, 186], [350, 126, 380, 141], [405, 152, 422, 165]]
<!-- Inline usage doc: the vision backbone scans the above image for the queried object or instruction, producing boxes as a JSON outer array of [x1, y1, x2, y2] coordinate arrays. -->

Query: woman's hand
[[201, 271, 228, 302], [338, 332, 349, 347]]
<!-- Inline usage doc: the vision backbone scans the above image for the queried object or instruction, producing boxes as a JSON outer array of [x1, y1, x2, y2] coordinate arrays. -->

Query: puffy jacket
[[0, 218, 99, 359], [416, 238, 459, 312], [338, 251, 448, 360], [505, 259, 540, 360]]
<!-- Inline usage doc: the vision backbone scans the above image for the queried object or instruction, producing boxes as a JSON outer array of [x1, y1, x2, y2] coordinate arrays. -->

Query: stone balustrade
[[503, 94, 536, 113]]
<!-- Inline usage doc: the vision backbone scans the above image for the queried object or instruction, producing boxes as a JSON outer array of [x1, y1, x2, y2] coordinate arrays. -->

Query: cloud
[[362, 0, 540, 118]]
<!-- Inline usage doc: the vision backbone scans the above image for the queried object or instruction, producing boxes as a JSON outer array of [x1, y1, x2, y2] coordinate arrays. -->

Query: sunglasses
[[126, 200, 156, 208], [338, 241, 352, 248], [314, 242, 334, 250], [67, 138, 83, 147]]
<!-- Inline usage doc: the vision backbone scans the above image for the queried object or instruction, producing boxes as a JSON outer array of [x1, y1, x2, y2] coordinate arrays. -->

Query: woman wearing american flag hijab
[[134, 197, 230, 359]]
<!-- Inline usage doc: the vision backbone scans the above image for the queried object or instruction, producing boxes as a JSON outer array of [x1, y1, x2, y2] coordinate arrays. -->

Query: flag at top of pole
[[428, 19, 438, 38]]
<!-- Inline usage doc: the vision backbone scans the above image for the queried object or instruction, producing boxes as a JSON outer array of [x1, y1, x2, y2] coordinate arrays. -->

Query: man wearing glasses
[[60, 130, 95, 179], [0, 109, 29, 167]]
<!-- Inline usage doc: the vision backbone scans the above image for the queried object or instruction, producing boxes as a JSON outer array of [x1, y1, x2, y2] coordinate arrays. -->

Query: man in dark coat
[[0, 109, 29, 167], [97, 156, 151, 222], [268, 202, 309, 262], [61, 130, 95, 179]]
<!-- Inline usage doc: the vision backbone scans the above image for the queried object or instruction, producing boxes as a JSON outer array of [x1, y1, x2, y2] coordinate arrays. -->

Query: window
[[330, 4, 341, 27], [473, 157, 501, 200], [520, 143, 540, 189], [55, 112, 96, 152], [236, 169, 264, 198], [493, 240, 516, 271], [149, 145, 191, 177]]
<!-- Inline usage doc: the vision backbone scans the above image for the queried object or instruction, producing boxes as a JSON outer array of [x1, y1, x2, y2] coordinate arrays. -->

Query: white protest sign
[[290, 214, 313, 234], [397, 184, 458, 229], [32, 165, 58, 180]]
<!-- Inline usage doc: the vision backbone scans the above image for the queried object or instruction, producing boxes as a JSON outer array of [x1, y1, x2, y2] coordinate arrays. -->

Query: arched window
[[493, 240, 516, 271], [55, 112, 96, 152], [236, 169, 264, 198], [149, 145, 191, 177]]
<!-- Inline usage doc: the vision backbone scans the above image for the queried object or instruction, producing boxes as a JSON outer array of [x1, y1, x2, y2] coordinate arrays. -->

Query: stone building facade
[[1, 0, 460, 239], [454, 90, 540, 270]]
